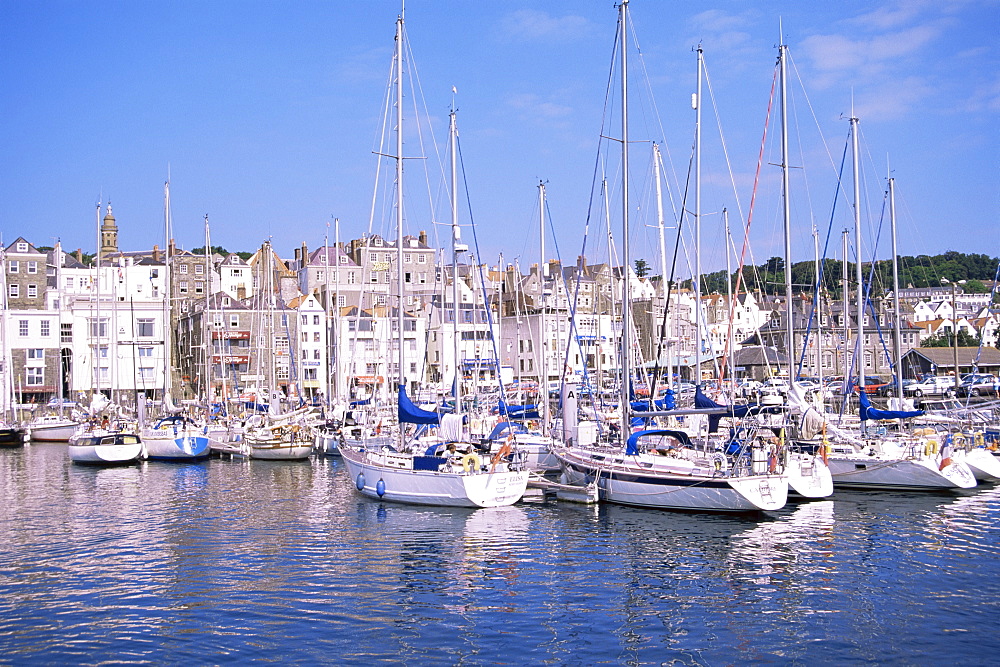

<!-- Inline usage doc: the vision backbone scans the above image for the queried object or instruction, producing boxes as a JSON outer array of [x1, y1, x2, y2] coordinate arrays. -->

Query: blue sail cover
[[625, 429, 694, 455], [630, 390, 676, 413], [485, 421, 529, 442], [694, 388, 778, 433], [497, 400, 540, 420], [397, 384, 441, 425], [858, 390, 923, 421]]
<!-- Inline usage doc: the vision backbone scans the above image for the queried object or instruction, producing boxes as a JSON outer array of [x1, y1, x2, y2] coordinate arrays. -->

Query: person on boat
[[442, 443, 458, 459]]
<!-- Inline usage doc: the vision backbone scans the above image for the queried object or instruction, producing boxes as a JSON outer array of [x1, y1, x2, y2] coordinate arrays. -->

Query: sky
[[1, 0, 997, 280]]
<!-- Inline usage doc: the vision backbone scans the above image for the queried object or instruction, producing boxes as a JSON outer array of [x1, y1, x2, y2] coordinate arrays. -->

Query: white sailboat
[[340, 8, 527, 507], [141, 180, 210, 460], [553, 1, 788, 512], [68, 431, 143, 465]]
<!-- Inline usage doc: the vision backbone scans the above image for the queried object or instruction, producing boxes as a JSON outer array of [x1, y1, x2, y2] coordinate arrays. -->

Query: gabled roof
[[5, 237, 44, 254], [903, 347, 1000, 366]]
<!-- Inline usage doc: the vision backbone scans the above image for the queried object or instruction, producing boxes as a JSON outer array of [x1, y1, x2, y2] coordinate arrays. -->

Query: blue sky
[[1, 1, 996, 278]]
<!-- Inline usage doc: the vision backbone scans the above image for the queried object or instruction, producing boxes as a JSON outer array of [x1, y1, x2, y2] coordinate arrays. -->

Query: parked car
[[904, 376, 956, 398], [957, 374, 1000, 398], [876, 377, 917, 397], [851, 376, 890, 394]]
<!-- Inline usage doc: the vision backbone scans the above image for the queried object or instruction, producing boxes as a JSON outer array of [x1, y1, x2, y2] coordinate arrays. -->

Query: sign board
[[213, 330, 251, 340], [240, 374, 264, 382]]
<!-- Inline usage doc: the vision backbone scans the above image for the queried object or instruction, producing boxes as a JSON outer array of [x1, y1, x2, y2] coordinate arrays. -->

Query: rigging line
[[796, 133, 851, 377], [702, 56, 748, 229], [724, 63, 777, 360]]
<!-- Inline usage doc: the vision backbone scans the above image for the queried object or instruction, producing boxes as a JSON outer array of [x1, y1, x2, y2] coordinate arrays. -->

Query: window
[[99, 346, 108, 358], [27, 348, 44, 360], [151, 269, 159, 278], [136, 318, 155, 337], [404, 253, 411, 263], [195, 281, 204, 294], [212, 314, 223, 328], [138, 347, 154, 358], [313, 315, 320, 325], [40, 320, 50, 337], [347, 272, 356, 285], [27, 284, 37, 298], [9, 284, 18, 298], [65, 276, 74, 289], [376, 294, 387, 306], [195, 264, 204, 274], [230, 315, 239, 328], [313, 349, 320, 359], [313, 332, 320, 342], [8, 260, 18, 273], [26, 368, 43, 386], [370, 272, 378, 284], [18, 320, 28, 336], [231, 269, 242, 277], [337, 295, 346, 308], [27, 261, 37, 274], [179, 281, 188, 294], [302, 349, 308, 359], [16, 242, 27, 253], [61, 323, 72, 343], [136, 367, 154, 380], [339, 256, 348, 264], [302, 332, 309, 342], [180, 264, 189, 274], [418, 254, 426, 264], [304, 368, 317, 380]]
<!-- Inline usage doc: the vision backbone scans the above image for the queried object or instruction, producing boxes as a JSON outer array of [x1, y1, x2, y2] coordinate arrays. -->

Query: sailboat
[[340, 8, 527, 507], [553, 1, 788, 512], [795, 118, 975, 491], [140, 181, 210, 460], [0, 246, 25, 447]]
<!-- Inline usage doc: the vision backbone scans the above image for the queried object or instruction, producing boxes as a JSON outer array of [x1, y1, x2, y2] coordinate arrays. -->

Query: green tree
[[634, 259, 650, 278], [922, 330, 981, 348], [964, 279, 988, 294]]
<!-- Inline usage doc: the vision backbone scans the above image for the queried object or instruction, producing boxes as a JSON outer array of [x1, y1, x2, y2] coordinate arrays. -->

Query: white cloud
[[499, 9, 592, 42], [852, 75, 935, 120], [508, 93, 572, 119]]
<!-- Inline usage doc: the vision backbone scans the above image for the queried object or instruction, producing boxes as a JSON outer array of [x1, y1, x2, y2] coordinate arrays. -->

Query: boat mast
[[94, 202, 102, 400], [333, 217, 341, 403], [537, 181, 549, 434], [618, 0, 631, 439], [850, 115, 864, 409], [450, 107, 464, 417], [394, 7, 406, 401], [814, 225, 823, 387], [889, 174, 903, 402], [724, 208, 735, 388], [653, 143, 672, 392], [163, 182, 173, 406], [694, 44, 703, 390], [779, 39, 795, 383]]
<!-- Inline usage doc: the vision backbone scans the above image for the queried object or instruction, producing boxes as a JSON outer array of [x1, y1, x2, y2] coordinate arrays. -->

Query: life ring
[[461, 453, 481, 473], [924, 439, 938, 456], [974, 432, 985, 448]]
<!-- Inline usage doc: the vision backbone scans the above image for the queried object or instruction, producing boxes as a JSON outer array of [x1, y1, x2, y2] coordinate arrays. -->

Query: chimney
[[237, 286, 246, 300], [168, 239, 176, 259], [301, 242, 308, 267], [418, 230, 427, 246], [152, 244, 161, 263], [293, 247, 300, 264], [75, 249, 83, 263]]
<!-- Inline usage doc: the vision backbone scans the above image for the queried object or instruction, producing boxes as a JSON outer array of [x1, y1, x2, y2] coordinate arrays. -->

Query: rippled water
[[2, 444, 998, 665]]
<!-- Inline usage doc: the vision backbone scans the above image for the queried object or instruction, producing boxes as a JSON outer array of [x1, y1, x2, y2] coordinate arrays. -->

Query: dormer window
[[16, 242, 27, 252]]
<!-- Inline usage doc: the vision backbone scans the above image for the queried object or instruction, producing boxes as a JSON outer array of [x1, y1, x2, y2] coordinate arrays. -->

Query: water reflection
[[1, 446, 999, 665]]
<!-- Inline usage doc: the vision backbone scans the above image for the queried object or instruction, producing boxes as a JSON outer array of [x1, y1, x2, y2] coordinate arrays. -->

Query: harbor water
[[2, 443, 998, 665]]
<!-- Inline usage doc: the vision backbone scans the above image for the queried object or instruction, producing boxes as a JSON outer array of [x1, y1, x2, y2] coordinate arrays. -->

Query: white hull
[[555, 448, 788, 512], [142, 431, 211, 460], [786, 452, 834, 498], [341, 447, 528, 508], [956, 448, 1000, 481], [69, 442, 142, 464], [28, 420, 78, 441], [248, 442, 314, 460], [827, 454, 977, 490], [487, 434, 560, 473]]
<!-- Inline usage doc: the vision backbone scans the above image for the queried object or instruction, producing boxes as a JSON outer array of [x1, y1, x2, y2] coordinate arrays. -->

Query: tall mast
[[163, 182, 173, 402], [450, 107, 463, 414], [332, 217, 341, 403], [724, 208, 734, 386], [694, 44, 704, 389], [618, 0, 631, 438], [537, 181, 549, 434], [779, 40, 795, 382], [889, 175, 903, 401], [394, 8, 405, 396], [851, 116, 864, 406], [653, 143, 672, 392], [203, 214, 211, 401]]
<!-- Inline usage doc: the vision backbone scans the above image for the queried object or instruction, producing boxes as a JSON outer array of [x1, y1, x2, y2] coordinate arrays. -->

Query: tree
[[964, 279, 988, 294], [191, 245, 229, 256], [922, 330, 981, 348], [634, 258, 650, 278]]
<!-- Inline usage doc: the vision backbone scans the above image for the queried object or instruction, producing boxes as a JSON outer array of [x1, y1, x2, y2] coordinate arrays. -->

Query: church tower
[[100, 204, 118, 255]]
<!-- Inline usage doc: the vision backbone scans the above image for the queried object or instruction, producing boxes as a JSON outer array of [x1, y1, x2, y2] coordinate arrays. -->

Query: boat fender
[[376, 478, 386, 497], [462, 453, 481, 473], [924, 439, 938, 456], [356, 473, 365, 491]]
